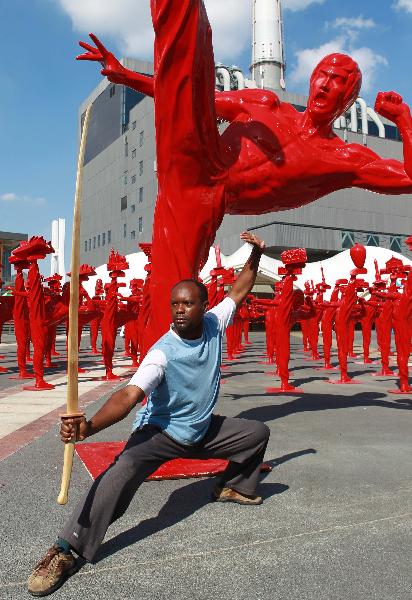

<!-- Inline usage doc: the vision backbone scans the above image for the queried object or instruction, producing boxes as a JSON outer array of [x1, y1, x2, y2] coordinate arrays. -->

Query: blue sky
[[1, 0, 412, 263]]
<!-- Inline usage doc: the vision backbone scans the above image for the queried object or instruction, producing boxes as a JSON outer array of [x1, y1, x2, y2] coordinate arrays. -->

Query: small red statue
[[11, 237, 55, 390]]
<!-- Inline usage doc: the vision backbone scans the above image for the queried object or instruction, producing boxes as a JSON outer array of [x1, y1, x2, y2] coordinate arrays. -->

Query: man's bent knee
[[245, 420, 270, 446]]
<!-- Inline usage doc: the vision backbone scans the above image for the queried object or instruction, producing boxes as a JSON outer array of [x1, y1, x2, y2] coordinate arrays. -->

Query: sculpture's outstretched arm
[[352, 152, 412, 193], [77, 33, 154, 97], [353, 91, 412, 193]]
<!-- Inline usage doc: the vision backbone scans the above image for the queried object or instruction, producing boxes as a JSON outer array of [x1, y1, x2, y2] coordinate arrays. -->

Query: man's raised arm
[[228, 232, 265, 307], [77, 33, 154, 97], [353, 91, 412, 193]]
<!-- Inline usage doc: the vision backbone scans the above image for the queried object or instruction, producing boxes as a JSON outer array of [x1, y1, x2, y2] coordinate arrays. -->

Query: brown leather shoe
[[212, 486, 263, 505], [28, 546, 78, 597]]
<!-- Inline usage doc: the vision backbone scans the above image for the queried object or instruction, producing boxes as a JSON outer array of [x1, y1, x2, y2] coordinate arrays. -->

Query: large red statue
[[78, 0, 412, 350]]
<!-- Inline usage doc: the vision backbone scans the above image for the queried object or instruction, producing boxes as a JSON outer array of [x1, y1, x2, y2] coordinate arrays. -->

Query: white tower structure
[[50, 218, 66, 282], [250, 0, 286, 91]]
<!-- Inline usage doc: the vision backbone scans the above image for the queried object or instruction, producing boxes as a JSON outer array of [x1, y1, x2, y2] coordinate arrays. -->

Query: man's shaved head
[[171, 279, 208, 303]]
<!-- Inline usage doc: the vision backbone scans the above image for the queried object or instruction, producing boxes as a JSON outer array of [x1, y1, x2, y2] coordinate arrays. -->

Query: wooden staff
[[57, 104, 92, 505]]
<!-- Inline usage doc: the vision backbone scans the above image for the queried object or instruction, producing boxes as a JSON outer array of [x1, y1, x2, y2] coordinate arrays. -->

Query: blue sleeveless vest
[[132, 313, 222, 445]]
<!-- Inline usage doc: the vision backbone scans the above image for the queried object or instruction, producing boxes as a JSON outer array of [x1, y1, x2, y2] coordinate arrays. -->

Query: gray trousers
[[60, 415, 270, 561]]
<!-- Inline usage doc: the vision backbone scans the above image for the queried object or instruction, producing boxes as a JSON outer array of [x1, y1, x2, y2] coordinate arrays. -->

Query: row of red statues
[[206, 243, 412, 395], [1, 238, 411, 394], [0, 237, 151, 389]]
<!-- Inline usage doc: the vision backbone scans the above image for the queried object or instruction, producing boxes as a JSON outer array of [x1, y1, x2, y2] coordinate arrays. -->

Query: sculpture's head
[[307, 53, 361, 125]]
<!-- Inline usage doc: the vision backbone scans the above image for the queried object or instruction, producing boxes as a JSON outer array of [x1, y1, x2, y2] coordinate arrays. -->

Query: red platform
[[76, 441, 271, 481]]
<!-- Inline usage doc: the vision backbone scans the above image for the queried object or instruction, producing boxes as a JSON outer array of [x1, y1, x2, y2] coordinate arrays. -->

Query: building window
[[366, 234, 379, 247], [109, 85, 116, 97], [93, 236, 96, 249], [131, 204, 136, 213], [132, 121, 137, 130], [108, 230, 111, 244], [131, 230, 136, 240], [341, 231, 355, 249], [139, 160, 143, 176], [88, 239, 91, 251], [98, 234, 101, 247], [131, 174, 136, 184], [131, 148, 136, 159], [139, 187, 143, 203], [139, 130, 144, 147], [121, 195, 127, 211], [123, 170, 128, 185], [124, 136, 128, 157], [123, 223, 127, 238], [102, 232, 106, 246], [84, 241, 87, 252], [390, 236, 402, 253], [138, 217, 143, 233]]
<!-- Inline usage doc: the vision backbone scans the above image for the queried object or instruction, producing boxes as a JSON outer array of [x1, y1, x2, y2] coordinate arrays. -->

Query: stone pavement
[[0, 331, 411, 600]]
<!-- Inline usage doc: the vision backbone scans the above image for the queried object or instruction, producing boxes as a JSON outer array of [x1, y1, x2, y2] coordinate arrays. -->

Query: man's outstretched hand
[[240, 231, 265, 252], [77, 33, 129, 85]]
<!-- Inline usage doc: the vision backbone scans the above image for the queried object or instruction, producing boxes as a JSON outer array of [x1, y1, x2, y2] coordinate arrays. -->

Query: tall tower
[[250, 0, 286, 90]]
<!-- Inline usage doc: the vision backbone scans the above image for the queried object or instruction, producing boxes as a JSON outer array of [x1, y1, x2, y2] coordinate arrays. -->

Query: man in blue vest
[[28, 231, 270, 596]]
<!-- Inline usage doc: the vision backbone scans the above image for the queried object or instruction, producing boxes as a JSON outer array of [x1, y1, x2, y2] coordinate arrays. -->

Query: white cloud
[[54, 0, 329, 63], [393, 0, 412, 14], [54, 0, 252, 62], [0, 193, 18, 202], [332, 16, 376, 30], [0, 193, 46, 206], [283, 0, 326, 11], [289, 35, 387, 93]]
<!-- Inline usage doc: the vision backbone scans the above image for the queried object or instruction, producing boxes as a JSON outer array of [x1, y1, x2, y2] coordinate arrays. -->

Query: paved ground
[[0, 331, 411, 599]]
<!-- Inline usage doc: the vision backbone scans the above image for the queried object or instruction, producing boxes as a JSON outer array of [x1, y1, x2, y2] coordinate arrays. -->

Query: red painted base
[[100, 373, 123, 381], [220, 364, 229, 370], [51, 351, 61, 357], [372, 369, 394, 377], [316, 365, 337, 371], [0, 366, 9, 373], [75, 441, 272, 481], [388, 388, 412, 394], [23, 381, 55, 391], [265, 386, 304, 394], [9, 373, 35, 380], [0, 354, 5, 359]]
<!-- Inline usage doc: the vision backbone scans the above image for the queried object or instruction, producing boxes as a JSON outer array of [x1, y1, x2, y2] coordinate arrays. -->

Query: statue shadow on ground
[[221, 370, 263, 381], [92, 448, 314, 563], [233, 391, 411, 423]]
